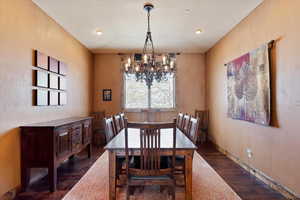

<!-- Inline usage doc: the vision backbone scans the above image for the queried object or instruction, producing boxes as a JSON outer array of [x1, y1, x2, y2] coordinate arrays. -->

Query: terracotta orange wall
[[0, 0, 93, 196], [93, 53, 206, 121], [206, 0, 300, 196]]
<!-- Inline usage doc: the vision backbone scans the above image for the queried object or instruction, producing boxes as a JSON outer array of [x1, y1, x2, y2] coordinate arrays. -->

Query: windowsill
[[124, 108, 177, 113]]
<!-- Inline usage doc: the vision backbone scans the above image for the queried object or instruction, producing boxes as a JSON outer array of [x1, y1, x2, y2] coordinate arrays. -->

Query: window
[[124, 74, 175, 110]]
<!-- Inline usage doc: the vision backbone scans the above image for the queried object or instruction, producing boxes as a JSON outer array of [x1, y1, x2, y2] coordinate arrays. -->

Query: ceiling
[[32, 0, 263, 53]]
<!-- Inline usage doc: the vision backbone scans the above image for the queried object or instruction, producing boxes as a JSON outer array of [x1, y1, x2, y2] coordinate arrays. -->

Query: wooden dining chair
[[182, 114, 191, 134], [174, 117, 199, 188], [104, 117, 124, 189], [195, 110, 209, 144], [119, 112, 125, 129], [113, 114, 122, 133], [103, 117, 116, 143], [176, 112, 184, 129], [125, 120, 177, 200], [188, 117, 200, 144], [91, 111, 105, 147]]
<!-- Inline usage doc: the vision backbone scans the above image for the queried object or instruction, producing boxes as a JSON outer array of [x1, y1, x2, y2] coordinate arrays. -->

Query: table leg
[[109, 151, 116, 200], [185, 153, 193, 200], [49, 165, 57, 192], [87, 143, 92, 158], [21, 166, 30, 192]]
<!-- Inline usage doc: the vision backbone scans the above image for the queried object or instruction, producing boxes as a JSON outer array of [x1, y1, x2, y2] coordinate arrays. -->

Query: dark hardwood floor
[[14, 143, 288, 200], [197, 142, 287, 200], [14, 147, 104, 200]]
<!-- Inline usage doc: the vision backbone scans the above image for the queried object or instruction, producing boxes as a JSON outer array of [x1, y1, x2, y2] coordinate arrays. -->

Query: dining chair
[[119, 112, 125, 129], [103, 117, 115, 143], [176, 112, 184, 129], [195, 110, 209, 144], [91, 111, 105, 147], [188, 117, 200, 144], [125, 120, 177, 200], [182, 114, 191, 134], [113, 114, 122, 133], [174, 117, 199, 188], [104, 117, 124, 189]]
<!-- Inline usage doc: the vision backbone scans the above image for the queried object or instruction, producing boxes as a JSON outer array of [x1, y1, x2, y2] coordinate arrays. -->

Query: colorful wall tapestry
[[227, 44, 271, 126]]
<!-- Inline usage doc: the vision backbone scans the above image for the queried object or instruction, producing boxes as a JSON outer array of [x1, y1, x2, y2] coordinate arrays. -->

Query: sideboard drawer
[[71, 124, 82, 151], [56, 127, 72, 158]]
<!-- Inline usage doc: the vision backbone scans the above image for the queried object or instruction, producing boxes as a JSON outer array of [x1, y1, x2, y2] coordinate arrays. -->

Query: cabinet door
[[56, 127, 71, 158], [82, 120, 92, 145], [71, 124, 82, 151]]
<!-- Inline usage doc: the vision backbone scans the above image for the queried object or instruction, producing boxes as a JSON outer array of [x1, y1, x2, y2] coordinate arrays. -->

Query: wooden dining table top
[[104, 127, 197, 151]]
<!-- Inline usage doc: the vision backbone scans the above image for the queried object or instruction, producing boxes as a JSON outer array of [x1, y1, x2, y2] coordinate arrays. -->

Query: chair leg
[[126, 185, 130, 200], [170, 185, 175, 200], [160, 185, 165, 193], [184, 162, 186, 191]]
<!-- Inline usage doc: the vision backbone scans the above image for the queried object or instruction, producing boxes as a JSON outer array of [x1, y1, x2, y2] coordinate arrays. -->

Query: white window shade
[[124, 74, 175, 110]]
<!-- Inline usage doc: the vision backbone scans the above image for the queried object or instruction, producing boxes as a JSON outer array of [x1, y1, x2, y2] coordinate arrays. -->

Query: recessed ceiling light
[[195, 29, 203, 34], [96, 30, 102, 35], [185, 8, 191, 13]]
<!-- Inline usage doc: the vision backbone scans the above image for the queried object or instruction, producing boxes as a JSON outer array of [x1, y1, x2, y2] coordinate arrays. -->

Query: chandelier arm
[[143, 33, 149, 53], [149, 33, 155, 57]]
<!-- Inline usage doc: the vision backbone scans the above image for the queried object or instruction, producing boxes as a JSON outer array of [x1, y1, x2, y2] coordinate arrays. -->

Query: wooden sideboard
[[20, 117, 92, 192]]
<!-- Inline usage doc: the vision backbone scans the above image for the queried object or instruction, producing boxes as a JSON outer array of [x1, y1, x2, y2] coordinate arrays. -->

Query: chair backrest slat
[[176, 113, 184, 129], [103, 117, 116, 143], [195, 110, 209, 131], [182, 114, 191, 134], [113, 114, 122, 133], [119, 112, 125, 129], [188, 117, 200, 144]]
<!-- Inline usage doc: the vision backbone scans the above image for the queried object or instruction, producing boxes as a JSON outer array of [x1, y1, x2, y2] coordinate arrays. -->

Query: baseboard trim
[[210, 140, 299, 200]]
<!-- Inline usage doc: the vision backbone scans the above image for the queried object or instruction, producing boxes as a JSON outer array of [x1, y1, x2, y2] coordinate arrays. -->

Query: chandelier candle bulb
[[128, 58, 131, 65], [163, 56, 166, 65], [170, 61, 174, 69], [144, 54, 148, 63], [125, 63, 129, 71]]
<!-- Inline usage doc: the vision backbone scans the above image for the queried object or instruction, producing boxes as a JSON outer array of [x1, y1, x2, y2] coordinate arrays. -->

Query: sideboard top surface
[[20, 117, 93, 128]]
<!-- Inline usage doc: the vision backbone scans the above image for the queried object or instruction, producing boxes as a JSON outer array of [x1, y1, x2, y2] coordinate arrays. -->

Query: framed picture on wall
[[35, 70, 48, 88], [59, 61, 68, 75], [103, 89, 112, 101], [49, 91, 59, 106], [49, 74, 59, 89], [59, 92, 67, 105], [35, 51, 48, 70], [35, 89, 48, 106], [49, 57, 59, 73], [59, 76, 67, 90]]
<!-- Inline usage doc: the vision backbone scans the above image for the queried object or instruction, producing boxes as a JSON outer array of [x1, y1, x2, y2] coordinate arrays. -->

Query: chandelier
[[123, 3, 176, 88]]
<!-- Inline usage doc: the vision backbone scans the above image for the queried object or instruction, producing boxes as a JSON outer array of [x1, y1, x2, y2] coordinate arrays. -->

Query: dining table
[[104, 125, 197, 200]]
